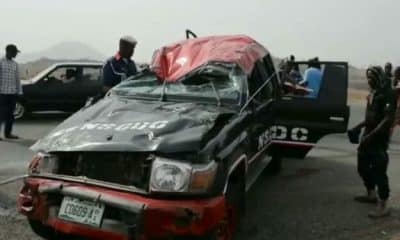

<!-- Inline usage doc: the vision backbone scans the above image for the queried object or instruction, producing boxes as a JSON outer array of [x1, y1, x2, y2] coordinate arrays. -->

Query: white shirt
[[0, 57, 22, 95]]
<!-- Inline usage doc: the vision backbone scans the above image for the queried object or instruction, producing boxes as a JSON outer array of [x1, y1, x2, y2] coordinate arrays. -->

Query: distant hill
[[18, 42, 106, 64]]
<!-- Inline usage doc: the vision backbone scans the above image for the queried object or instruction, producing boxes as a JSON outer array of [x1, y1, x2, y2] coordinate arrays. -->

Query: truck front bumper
[[18, 177, 227, 240]]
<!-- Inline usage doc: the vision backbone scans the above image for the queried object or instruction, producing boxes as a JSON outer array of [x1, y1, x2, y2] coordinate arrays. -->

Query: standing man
[[0, 44, 22, 140], [102, 36, 138, 93], [394, 66, 400, 88], [384, 62, 394, 86], [349, 66, 397, 218], [394, 67, 400, 127]]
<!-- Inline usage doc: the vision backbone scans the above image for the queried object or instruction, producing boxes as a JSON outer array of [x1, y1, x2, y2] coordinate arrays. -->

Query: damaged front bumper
[[18, 177, 227, 240]]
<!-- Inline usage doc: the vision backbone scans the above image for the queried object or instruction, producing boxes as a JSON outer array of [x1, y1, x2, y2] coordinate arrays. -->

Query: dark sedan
[[16, 62, 103, 119]]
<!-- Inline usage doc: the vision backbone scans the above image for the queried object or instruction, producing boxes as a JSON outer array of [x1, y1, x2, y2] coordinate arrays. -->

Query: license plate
[[58, 196, 105, 227]]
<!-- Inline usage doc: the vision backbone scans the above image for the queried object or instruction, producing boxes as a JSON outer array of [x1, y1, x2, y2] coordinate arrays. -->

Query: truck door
[[273, 61, 350, 158], [246, 58, 278, 188]]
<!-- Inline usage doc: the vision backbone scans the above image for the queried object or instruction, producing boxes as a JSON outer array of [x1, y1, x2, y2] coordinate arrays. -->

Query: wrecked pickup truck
[[18, 35, 349, 240]]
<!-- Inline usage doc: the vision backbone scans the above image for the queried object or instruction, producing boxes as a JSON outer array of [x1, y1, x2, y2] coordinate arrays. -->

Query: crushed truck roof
[[151, 35, 269, 82]]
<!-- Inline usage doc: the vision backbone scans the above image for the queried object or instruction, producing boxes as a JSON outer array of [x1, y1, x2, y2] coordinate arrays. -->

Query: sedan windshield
[[112, 65, 245, 105]]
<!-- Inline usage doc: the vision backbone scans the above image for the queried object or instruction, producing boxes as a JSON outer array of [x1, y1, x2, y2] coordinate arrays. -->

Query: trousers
[[0, 94, 17, 136], [357, 149, 390, 200]]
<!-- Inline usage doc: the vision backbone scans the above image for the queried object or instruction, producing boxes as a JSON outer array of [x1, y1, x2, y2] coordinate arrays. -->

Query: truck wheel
[[218, 162, 245, 240], [14, 101, 27, 120], [266, 154, 282, 175], [288, 148, 311, 159], [28, 220, 55, 240]]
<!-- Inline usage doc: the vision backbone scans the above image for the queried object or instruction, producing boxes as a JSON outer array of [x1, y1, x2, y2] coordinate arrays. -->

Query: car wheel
[[14, 101, 26, 120]]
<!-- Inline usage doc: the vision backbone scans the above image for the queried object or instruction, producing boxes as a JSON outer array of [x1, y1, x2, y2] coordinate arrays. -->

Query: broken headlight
[[150, 157, 217, 194], [28, 152, 58, 174]]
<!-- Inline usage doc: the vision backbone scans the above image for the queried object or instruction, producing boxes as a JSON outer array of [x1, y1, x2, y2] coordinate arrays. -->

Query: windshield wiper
[[209, 80, 221, 107]]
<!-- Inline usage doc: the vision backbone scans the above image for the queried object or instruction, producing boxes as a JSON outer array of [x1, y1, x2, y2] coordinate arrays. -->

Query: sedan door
[[30, 66, 80, 111]]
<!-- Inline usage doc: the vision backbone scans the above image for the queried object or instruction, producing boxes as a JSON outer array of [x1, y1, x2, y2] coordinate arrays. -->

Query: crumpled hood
[[32, 97, 234, 153]]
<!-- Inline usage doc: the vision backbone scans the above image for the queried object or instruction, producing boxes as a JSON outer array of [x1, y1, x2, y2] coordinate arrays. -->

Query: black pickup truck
[[18, 34, 349, 240]]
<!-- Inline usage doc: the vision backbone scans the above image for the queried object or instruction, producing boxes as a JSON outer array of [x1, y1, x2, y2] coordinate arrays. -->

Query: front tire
[[28, 219, 55, 240], [218, 161, 245, 240], [14, 101, 27, 120]]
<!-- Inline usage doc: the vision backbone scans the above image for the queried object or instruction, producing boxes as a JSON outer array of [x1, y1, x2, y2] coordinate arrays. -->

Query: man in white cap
[[102, 36, 138, 93]]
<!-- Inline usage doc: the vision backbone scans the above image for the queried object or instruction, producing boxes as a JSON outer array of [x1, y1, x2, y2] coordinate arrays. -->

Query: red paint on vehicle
[[18, 177, 228, 239], [151, 35, 268, 82]]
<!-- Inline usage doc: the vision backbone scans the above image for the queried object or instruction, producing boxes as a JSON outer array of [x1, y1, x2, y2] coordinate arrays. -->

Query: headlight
[[150, 157, 218, 193], [28, 152, 58, 174]]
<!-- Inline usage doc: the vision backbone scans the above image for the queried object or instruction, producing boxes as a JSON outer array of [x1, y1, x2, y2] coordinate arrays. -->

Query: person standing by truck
[[384, 62, 394, 86], [349, 66, 397, 218], [0, 44, 22, 140], [393, 67, 400, 127], [102, 36, 138, 93]]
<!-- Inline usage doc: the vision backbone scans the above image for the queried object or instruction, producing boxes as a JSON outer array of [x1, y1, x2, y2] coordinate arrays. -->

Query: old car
[[15, 62, 103, 119], [18, 34, 349, 239]]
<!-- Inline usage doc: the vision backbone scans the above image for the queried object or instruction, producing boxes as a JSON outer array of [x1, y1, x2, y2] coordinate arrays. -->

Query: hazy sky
[[0, 0, 398, 67]]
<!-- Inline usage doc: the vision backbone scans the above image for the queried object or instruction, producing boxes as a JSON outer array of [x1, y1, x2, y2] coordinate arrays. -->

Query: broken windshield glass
[[113, 64, 245, 104]]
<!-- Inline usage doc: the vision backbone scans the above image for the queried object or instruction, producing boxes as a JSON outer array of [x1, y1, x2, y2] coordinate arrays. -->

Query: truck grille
[[55, 152, 152, 190]]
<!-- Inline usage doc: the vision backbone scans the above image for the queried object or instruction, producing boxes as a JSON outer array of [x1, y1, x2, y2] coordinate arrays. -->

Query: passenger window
[[82, 67, 102, 82], [254, 61, 274, 102], [47, 67, 78, 84]]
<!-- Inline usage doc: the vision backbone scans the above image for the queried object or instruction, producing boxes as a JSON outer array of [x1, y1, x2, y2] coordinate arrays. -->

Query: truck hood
[[31, 97, 235, 153]]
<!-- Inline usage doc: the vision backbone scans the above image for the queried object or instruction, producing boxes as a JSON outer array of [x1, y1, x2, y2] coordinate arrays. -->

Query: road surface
[[0, 106, 399, 240]]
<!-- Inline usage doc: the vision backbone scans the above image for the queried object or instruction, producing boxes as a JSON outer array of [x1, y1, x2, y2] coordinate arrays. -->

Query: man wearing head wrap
[[348, 66, 397, 218], [102, 36, 138, 93]]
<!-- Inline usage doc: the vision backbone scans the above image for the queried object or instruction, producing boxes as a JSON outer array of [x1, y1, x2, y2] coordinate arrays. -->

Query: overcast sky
[[0, 0, 398, 67]]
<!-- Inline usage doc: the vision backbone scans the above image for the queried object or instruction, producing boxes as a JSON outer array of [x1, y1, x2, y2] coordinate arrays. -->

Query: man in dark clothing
[[394, 66, 400, 87], [0, 44, 22, 140], [384, 62, 394, 86], [349, 66, 397, 218], [102, 36, 138, 93]]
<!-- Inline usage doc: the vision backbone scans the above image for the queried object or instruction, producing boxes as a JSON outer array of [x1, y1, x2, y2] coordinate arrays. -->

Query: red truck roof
[[151, 35, 269, 82]]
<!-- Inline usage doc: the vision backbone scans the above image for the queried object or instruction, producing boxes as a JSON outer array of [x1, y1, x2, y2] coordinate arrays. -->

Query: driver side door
[[31, 66, 79, 111], [246, 58, 278, 189]]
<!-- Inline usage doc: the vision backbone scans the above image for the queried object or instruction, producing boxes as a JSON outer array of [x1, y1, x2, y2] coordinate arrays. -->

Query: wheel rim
[[14, 102, 25, 119]]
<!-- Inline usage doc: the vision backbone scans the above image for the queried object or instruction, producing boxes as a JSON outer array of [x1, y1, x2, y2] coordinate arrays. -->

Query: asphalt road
[[0, 106, 399, 240]]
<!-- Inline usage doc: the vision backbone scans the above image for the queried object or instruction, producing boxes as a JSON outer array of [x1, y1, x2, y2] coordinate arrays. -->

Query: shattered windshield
[[112, 65, 245, 104]]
